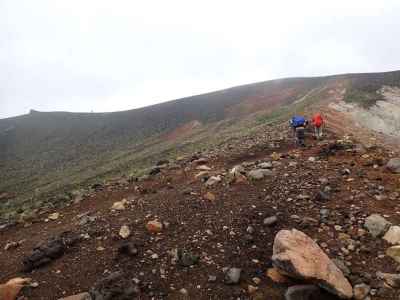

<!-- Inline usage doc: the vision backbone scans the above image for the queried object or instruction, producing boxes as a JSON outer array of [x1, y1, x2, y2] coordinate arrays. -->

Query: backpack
[[291, 116, 306, 128]]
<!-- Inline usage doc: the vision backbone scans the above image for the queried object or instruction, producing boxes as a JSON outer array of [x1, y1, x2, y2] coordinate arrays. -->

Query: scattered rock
[[76, 213, 97, 226], [376, 271, 400, 288], [193, 157, 208, 165], [148, 166, 161, 176], [383, 226, 400, 245], [258, 162, 273, 169], [270, 152, 280, 160], [247, 284, 258, 294], [196, 165, 211, 171], [146, 220, 163, 234], [364, 214, 391, 237], [111, 199, 127, 211], [229, 165, 248, 184], [272, 229, 353, 299], [386, 158, 400, 173], [231, 173, 247, 184], [0, 222, 15, 232], [284, 285, 322, 300], [119, 225, 131, 239], [386, 245, 400, 263], [266, 267, 288, 283], [224, 268, 241, 285], [205, 176, 222, 186], [248, 169, 273, 180], [314, 191, 330, 202], [4, 241, 21, 251], [204, 192, 216, 201], [230, 165, 245, 176], [23, 232, 80, 272], [58, 292, 92, 300], [178, 249, 199, 267], [248, 170, 265, 180], [353, 283, 371, 300], [91, 183, 103, 191], [48, 212, 60, 221], [179, 288, 188, 295], [195, 171, 209, 180], [89, 271, 139, 299], [263, 216, 278, 226], [246, 226, 255, 234], [117, 242, 138, 257]]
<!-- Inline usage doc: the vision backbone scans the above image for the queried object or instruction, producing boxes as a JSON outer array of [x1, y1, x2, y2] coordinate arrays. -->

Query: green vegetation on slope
[[343, 70, 400, 108]]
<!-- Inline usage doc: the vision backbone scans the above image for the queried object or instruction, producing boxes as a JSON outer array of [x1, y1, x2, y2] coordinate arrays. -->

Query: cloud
[[1, 0, 400, 118]]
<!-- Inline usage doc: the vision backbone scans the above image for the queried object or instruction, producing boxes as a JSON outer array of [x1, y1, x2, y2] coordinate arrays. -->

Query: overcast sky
[[1, 0, 400, 118]]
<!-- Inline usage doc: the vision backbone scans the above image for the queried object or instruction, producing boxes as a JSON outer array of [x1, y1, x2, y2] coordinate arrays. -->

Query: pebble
[[224, 267, 241, 284], [353, 283, 371, 300], [263, 216, 278, 226], [246, 226, 255, 234], [119, 225, 131, 239], [179, 288, 188, 295]]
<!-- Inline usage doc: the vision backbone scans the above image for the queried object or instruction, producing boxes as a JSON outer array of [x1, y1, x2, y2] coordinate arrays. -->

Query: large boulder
[[272, 229, 353, 299], [387, 158, 400, 173]]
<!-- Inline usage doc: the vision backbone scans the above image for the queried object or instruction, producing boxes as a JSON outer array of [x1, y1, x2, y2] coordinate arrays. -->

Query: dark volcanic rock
[[285, 285, 339, 300], [117, 242, 139, 257], [90, 271, 140, 300], [22, 231, 80, 272]]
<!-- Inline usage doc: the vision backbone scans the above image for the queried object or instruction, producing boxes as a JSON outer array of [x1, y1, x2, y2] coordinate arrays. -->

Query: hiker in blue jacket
[[289, 115, 307, 146]]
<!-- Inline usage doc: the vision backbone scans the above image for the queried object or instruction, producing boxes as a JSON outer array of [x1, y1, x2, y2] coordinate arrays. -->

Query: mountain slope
[[1, 125, 400, 300], [1, 71, 400, 219]]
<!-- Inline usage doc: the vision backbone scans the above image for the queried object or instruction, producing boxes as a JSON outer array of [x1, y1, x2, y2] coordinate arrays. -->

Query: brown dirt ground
[[1, 131, 400, 299]]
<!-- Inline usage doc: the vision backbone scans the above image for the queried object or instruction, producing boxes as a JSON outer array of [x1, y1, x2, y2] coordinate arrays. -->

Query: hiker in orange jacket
[[311, 113, 324, 139]]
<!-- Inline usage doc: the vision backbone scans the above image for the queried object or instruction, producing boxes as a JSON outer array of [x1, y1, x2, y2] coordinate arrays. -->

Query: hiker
[[289, 115, 307, 146], [311, 113, 324, 139]]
